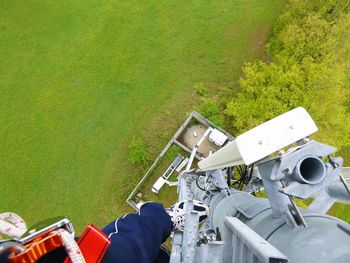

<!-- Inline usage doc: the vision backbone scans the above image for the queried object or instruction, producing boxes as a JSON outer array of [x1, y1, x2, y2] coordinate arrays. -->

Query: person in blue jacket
[[0, 201, 209, 263], [101, 200, 208, 263]]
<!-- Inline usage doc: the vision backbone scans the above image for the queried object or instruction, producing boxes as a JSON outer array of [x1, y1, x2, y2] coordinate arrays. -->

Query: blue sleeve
[[102, 202, 173, 263]]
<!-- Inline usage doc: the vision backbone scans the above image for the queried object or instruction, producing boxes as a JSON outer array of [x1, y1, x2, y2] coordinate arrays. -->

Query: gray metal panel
[[230, 194, 271, 219], [194, 241, 225, 263], [272, 141, 336, 181], [280, 160, 342, 199], [267, 216, 350, 263], [170, 232, 183, 263], [182, 211, 199, 262], [243, 209, 287, 240], [259, 162, 290, 218], [343, 167, 350, 181], [224, 217, 288, 263], [326, 183, 350, 202]]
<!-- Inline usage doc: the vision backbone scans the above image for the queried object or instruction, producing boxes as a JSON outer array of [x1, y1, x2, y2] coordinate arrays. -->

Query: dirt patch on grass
[[250, 26, 270, 61], [226, 25, 237, 39]]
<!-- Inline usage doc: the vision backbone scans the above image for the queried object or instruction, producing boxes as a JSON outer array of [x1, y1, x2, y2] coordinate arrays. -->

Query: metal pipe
[[292, 156, 326, 184]]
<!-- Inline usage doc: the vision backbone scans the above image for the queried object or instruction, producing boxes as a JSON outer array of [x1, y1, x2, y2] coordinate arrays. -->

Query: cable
[[246, 164, 254, 184], [226, 167, 232, 187], [196, 176, 206, 191], [231, 164, 255, 190]]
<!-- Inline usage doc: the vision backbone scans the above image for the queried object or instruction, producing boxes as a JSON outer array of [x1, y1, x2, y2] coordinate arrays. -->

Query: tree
[[199, 97, 224, 127], [225, 0, 350, 149]]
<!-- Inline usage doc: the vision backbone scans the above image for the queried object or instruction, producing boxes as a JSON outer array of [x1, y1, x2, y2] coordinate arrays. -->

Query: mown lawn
[[0, 0, 285, 233], [330, 146, 350, 222]]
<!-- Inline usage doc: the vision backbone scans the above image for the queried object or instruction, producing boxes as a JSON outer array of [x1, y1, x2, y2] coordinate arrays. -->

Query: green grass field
[[0, 1, 285, 232]]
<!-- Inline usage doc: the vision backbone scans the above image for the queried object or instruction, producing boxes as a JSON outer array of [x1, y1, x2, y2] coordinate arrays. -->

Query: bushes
[[199, 98, 220, 117], [199, 98, 224, 127], [128, 137, 149, 165], [193, 82, 226, 128], [225, 0, 350, 149], [194, 83, 208, 96]]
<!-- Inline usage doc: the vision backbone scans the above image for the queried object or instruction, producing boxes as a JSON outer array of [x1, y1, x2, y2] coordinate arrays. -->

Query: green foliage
[[166, 145, 180, 161], [199, 98, 220, 117], [199, 98, 224, 127], [338, 145, 350, 166], [218, 87, 233, 106], [117, 174, 140, 204], [129, 137, 149, 165], [295, 198, 308, 209], [225, 0, 350, 149], [328, 202, 350, 223], [194, 84, 208, 96], [0, 0, 286, 232], [268, 0, 350, 44]]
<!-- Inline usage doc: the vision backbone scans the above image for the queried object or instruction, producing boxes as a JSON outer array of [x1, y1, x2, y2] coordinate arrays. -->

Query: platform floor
[[179, 124, 220, 158]]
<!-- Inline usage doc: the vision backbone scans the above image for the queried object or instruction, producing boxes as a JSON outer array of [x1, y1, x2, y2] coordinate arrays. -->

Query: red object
[[9, 232, 62, 263], [64, 224, 111, 263]]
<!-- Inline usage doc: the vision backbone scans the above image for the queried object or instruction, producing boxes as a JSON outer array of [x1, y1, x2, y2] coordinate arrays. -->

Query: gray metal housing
[[210, 191, 350, 263], [169, 136, 350, 263]]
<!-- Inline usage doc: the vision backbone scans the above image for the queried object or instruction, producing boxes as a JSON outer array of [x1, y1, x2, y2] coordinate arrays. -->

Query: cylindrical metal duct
[[210, 192, 350, 263], [292, 156, 326, 184]]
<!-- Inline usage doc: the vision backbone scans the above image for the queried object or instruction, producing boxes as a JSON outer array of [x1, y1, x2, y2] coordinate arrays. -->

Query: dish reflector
[[198, 107, 318, 171]]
